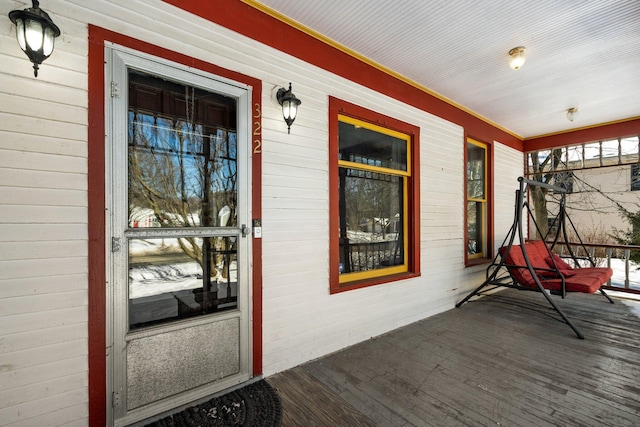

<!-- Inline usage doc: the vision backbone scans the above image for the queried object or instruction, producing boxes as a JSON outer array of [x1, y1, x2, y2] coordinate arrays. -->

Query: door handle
[[241, 224, 251, 237]]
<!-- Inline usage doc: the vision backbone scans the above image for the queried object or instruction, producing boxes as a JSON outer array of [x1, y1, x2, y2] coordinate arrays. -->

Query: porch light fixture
[[566, 107, 579, 122], [508, 46, 526, 70], [8, 0, 61, 77], [276, 82, 302, 134]]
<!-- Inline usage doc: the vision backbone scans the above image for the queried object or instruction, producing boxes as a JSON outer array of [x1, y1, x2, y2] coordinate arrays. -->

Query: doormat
[[144, 380, 282, 427]]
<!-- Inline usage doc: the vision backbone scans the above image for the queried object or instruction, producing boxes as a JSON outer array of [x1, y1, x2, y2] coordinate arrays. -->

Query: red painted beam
[[525, 118, 640, 152]]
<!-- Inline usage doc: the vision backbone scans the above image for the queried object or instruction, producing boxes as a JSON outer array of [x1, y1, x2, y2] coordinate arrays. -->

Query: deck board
[[268, 289, 640, 426]]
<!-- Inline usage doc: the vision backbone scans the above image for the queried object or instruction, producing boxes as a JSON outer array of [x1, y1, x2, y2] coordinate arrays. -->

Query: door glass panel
[[128, 237, 238, 329], [126, 70, 239, 330]]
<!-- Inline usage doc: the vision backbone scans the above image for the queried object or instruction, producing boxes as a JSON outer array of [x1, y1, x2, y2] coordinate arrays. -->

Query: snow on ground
[[128, 239, 237, 299], [609, 258, 640, 290]]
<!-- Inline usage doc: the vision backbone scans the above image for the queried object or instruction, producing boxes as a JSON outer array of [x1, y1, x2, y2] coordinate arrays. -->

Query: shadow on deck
[[267, 289, 640, 426]]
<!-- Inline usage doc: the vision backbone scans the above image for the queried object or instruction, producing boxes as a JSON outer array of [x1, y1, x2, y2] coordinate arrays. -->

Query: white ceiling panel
[[255, 0, 640, 138]]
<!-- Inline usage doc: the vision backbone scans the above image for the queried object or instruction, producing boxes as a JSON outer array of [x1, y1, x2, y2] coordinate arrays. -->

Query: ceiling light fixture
[[8, 0, 60, 77], [566, 107, 579, 122], [508, 46, 526, 70]]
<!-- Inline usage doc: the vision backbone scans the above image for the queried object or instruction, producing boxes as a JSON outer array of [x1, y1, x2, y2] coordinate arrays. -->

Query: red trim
[[329, 97, 421, 294], [87, 26, 263, 426], [163, 0, 522, 151], [87, 26, 106, 427], [524, 118, 640, 151]]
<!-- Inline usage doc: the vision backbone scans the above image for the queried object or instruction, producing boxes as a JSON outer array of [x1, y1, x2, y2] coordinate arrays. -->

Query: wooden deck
[[267, 289, 640, 426]]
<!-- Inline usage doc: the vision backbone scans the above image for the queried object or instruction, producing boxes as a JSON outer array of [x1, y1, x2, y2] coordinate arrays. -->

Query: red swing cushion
[[545, 254, 574, 272], [499, 241, 612, 294]]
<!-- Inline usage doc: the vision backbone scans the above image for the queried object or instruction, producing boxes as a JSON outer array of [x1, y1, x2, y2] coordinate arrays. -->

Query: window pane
[[128, 237, 238, 329], [621, 136, 639, 163], [338, 121, 407, 171], [632, 165, 640, 191], [601, 139, 619, 166], [467, 143, 485, 199], [338, 168, 404, 274], [467, 201, 484, 255]]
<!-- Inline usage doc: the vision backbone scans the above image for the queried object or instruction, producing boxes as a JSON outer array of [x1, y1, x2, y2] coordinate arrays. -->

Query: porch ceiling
[[254, 0, 640, 139]]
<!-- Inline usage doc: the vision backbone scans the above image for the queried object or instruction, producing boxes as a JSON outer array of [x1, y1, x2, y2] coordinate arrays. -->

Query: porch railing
[[341, 240, 400, 273], [550, 241, 640, 295]]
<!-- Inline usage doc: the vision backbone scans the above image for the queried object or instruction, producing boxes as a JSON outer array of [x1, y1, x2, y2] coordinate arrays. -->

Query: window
[[466, 138, 491, 261], [329, 98, 420, 293], [631, 164, 640, 191]]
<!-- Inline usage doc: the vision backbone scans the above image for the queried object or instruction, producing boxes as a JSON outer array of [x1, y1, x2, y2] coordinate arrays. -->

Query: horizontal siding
[[0, 187, 86, 207], [0, 0, 89, 424], [0, 306, 87, 336], [0, 168, 86, 191], [0, 147, 86, 173], [0, 290, 87, 317], [0, 224, 86, 242], [0, 274, 87, 299], [493, 143, 525, 249], [0, 389, 87, 427]]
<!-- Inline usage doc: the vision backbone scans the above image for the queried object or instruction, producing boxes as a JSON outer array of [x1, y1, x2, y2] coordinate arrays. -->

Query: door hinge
[[112, 390, 121, 408], [111, 81, 120, 98], [111, 237, 121, 252]]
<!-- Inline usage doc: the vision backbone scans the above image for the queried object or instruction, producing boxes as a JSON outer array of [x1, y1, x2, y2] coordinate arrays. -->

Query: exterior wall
[[0, 0, 523, 425], [567, 165, 639, 240], [494, 144, 527, 247], [0, 0, 90, 425]]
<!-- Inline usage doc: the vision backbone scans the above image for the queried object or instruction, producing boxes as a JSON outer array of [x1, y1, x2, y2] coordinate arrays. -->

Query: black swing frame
[[456, 177, 613, 339]]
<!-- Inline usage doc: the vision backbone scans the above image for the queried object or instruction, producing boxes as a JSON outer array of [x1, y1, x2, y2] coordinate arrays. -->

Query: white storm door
[[106, 46, 252, 426]]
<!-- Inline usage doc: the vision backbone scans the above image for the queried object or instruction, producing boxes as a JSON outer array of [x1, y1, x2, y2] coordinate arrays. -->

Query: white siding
[[0, 0, 89, 424], [0, 0, 525, 424], [494, 143, 526, 248]]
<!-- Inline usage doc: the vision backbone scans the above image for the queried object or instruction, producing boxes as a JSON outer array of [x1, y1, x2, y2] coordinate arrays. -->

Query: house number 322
[[253, 103, 262, 154]]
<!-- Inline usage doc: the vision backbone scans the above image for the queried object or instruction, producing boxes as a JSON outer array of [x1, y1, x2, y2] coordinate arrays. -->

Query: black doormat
[[145, 380, 282, 427]]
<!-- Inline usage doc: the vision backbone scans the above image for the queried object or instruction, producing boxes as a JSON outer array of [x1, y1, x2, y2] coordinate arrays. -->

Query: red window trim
[[329, 97, 420, 294]]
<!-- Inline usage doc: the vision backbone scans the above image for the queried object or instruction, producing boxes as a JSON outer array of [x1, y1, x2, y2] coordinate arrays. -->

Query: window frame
[[465, 137, 493, 265], [631, 164, 640, 191], [329, 97, 420, 293]]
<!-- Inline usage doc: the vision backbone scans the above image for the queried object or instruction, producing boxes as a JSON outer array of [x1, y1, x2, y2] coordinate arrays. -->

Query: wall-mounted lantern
[[9, 0, 61, 77], [276, 83, 302, 134]]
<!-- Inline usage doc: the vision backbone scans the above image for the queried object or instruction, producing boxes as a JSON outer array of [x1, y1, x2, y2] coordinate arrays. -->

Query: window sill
[[465, 257, 492, 267], [331, 272, 421, 294]]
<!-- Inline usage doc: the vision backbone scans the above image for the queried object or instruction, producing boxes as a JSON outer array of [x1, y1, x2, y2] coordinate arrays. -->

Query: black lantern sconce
[[9, 0, 61, 77], [276, 83, 302, 134]]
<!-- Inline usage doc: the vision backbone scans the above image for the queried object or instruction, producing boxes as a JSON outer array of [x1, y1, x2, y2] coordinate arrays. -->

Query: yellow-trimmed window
[[467, 138, 488, 259], [337, 115, 410, 283]]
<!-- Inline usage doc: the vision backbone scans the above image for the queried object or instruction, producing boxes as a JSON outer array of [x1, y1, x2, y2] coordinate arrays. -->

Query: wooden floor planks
[[267, 289, 640, 426]]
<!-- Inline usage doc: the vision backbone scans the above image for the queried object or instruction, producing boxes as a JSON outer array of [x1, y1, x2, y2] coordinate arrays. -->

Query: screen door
[[106, 46, 252, 426]]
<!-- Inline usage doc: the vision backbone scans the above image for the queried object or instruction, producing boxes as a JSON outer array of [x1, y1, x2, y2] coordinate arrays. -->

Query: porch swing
[[456, 177, 614, 339]]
